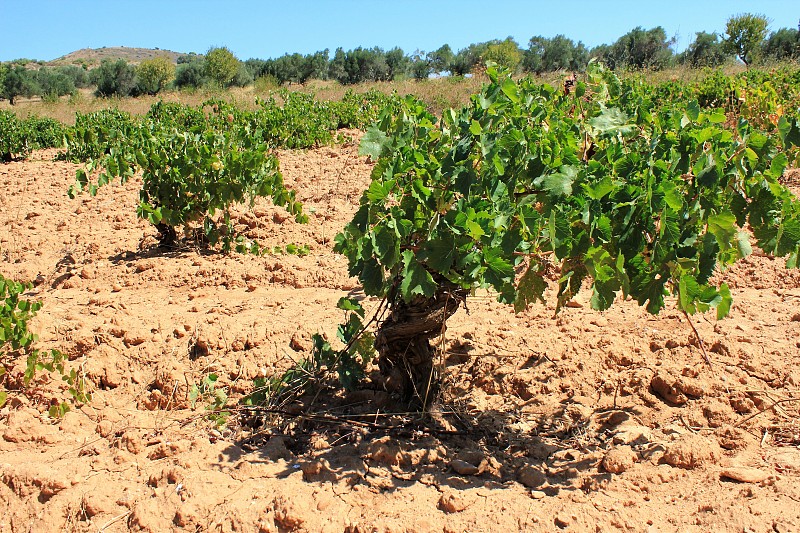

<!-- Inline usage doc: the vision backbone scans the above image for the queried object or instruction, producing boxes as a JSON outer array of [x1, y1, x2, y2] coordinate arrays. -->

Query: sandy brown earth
[[1, 139, 799, 533]]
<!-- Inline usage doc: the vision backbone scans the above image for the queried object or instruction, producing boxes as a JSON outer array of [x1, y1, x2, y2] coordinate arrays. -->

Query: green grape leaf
[[483, 247, 514, 290], [717, 283, 732, 319], [584, 177, 614, 200], [500, 77, 520, 103], [536, 165, 577, 198], [588, 106, 634, 136], [372, 224, 400, 269], [359, 125, 389, 160], [336, 297, 364, 317], [399, 250, 437, 300], [707, 211, 737, 250], [420, 234, 456, 272], [366, 180, 394, 203], [514, 262, 547, 313], [686, 100, 700, 122], [777, 116, 800, 148], [360, 258, 385, 296]]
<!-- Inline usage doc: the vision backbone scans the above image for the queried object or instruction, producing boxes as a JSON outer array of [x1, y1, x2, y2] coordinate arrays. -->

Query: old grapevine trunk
[[155, 222, 177, 248], [375, 280, 467, 405]]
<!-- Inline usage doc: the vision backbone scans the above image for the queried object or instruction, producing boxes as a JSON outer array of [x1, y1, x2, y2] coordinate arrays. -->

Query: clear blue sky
[[0, 0, 797, 62]]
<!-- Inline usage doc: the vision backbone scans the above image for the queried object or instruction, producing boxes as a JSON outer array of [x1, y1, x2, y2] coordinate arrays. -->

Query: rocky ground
[[0, 141, 799, 532]]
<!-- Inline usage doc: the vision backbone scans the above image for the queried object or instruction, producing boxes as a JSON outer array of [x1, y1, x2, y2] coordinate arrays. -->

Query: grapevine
[[333, 63, 800, 404]]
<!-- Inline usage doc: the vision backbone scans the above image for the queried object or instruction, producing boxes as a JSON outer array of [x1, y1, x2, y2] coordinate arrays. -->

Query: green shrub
[[0, 273, 90, 415], [23, 115, 66, 150], [0, 111, 29, 162], [62, 109, 136, 162]]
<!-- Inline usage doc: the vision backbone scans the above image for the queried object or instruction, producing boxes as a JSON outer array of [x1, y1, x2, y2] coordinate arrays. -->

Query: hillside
[[47, 46, 186, 67]]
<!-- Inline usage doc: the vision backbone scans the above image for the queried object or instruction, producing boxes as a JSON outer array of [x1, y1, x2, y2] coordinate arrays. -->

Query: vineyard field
[[0, 141, 799, 531], [1, 65, 800, 532]]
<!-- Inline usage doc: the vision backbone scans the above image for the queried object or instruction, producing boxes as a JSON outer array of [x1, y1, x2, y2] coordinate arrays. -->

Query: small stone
[[554, 514, 571, 528], [450, 459, 480, 476], [438, 491, 468, 513], [456, 450, 488, 473], [517, 464, 547, 488], [720, 466, 769, 483], [530, 490, 547, 499]]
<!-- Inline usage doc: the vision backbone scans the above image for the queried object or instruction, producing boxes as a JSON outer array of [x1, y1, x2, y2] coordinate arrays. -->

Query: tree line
[[1, 13, 798, 103]]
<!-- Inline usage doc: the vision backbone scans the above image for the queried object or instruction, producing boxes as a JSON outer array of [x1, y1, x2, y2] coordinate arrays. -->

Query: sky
[[0, 0, 797, 62]]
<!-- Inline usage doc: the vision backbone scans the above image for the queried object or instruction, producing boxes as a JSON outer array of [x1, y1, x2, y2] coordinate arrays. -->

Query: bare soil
[[1, 141, 799, 533]]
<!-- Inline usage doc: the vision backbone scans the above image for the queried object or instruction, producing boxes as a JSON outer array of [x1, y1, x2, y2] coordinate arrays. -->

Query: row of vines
[[2, 63, 800, 413]]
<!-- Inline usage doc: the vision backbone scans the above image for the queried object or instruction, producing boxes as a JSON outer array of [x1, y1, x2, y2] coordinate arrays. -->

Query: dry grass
[[0, 74, 554, 123]]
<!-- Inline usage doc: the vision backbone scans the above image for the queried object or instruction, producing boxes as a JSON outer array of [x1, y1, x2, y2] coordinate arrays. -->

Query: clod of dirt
[[366, 436, 406, 466], [81, 492, 119, 518], [300, 458, 332, 480], [663, 434, 721, 469], [517, 463, 547, 488], [130, 499, 173, 532], [715, 426, 751, 451], [730, 393, 757, 414], [650, 373, 688, 405], [188, 337, 210, 360], [439, 490, 469, 513], [611, 424, 654, 445], [273, 495, 305, 530], [120, 431, 145, 454], [602, 446, 638, 474], [450, 459, 480, 476], [720, 466, 769, 483], [2, 409, 62, 444], [1, 464, 69, 500], [261, 436, 294, 461], [289, 332, 312, 352], [554, 513, 572, 529], [702, 399, 732, 428], [123, 329, 148, 347], [173, 502, 202, 528], [147, 440, 188, 460]]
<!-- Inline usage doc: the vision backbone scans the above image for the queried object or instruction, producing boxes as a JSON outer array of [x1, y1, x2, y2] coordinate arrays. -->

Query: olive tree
[[724, 13, 769, 66], [93, 59, 137, 97], [204, 47, 240, 87], [137, 56, 175, 95]]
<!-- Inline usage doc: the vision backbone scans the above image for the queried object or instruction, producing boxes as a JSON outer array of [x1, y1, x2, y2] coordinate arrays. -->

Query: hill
[[47, 46, 186, 67]]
